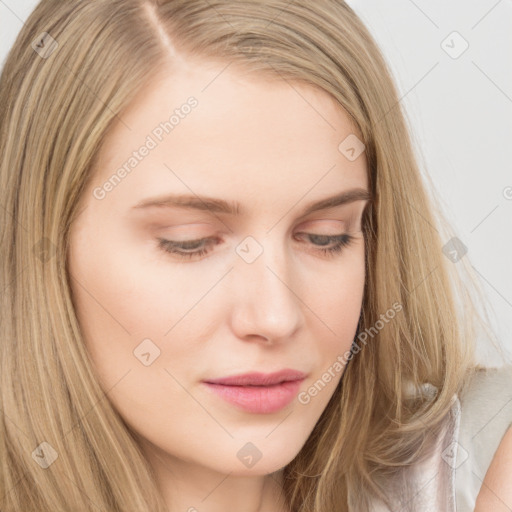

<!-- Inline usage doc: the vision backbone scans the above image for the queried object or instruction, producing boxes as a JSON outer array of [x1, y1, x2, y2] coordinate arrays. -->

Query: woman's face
[[68, 58, 368, 482]]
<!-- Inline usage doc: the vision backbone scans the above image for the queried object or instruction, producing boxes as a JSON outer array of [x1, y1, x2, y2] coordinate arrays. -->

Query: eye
[[294, 232, 356, 258], [156, 232, 357, 261], [157, 237, 217, 260]]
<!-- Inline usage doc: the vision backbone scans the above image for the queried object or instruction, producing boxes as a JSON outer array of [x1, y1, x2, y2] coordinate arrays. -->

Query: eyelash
[[156, 233, 356, 261]]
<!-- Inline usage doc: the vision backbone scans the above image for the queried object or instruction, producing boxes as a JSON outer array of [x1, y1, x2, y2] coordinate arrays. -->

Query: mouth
[[202, 379, 305, 414], [203, 369, 307, 387]]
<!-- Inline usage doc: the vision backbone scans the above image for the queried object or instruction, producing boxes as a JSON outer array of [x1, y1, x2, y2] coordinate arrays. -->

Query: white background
[[1, 0, 511, 364]]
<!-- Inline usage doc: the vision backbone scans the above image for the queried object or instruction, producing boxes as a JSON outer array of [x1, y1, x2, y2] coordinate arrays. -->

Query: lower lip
[[202, 379, 304, 414]]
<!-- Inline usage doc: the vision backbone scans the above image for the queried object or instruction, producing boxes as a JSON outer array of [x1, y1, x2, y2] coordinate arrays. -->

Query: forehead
[[88, 59, 368, 210]]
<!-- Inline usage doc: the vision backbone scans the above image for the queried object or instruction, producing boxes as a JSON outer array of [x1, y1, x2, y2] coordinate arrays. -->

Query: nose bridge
[[229, 233, 303, 341]]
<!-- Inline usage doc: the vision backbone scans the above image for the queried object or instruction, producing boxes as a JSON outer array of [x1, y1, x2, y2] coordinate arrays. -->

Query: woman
[[0, 1, 510, 511]]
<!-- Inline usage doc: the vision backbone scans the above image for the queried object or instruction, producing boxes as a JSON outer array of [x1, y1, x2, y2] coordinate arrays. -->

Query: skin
[[474, 426, 512, 511], [67, 57, 369, 512]]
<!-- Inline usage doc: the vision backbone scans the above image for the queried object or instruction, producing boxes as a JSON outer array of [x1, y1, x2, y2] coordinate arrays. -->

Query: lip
[[203, 369, 307, 386], [202, 369, 307, 414]]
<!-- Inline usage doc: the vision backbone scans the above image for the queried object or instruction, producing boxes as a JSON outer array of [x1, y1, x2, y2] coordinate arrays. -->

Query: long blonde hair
[[0, 1, 505, 510]]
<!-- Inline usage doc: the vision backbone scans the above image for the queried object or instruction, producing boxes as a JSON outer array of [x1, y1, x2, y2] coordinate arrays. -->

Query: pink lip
[[203, 379, 304, 414], [203, 369, 307, 386], [202, 369, 307, 414]]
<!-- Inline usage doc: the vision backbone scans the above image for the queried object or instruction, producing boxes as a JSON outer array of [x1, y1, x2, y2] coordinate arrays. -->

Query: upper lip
[[203, 369, 307, 386]]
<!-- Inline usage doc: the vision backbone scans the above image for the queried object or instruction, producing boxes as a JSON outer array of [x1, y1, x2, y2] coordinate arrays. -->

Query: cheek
[[67, 227, 203, 439], [67, 219, 228, 406], [67, 222, 162, 378], [308, 246, 365, 371], [313, 242, 366, 328], [68, 218, 193, 339], [320, 270, 364, 338]]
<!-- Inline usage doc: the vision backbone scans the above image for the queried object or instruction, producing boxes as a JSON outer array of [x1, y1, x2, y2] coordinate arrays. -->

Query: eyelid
[[157, 219, 361, 245], [156, 230, 359, 261]]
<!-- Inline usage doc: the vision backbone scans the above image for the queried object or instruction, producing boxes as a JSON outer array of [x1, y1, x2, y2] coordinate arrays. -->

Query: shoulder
[[474, 425, 512, 511], [456, 364, 512, 512], [457, 364, 512, 442], [367, 365, 512, 512], [457, 364, 512, 446]]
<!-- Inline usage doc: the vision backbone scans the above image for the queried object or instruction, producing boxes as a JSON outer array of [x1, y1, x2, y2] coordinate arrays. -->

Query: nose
[[228, 236, 304, 345]]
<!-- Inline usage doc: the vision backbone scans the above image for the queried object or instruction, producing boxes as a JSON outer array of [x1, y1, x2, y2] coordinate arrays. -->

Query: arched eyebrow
[[131, 188, 371, 217]]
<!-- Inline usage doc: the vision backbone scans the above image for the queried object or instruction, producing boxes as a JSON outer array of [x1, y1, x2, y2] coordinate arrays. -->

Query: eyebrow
[[131, 187, 371, 217]]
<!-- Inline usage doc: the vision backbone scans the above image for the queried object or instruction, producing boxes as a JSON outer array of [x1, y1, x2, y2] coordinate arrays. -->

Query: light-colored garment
[[368, 364, 512, 512], [455, 364, 512, 511]]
